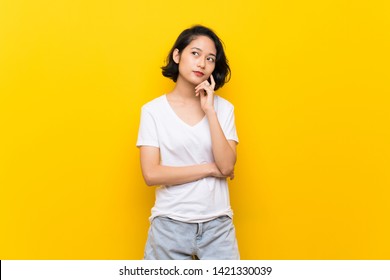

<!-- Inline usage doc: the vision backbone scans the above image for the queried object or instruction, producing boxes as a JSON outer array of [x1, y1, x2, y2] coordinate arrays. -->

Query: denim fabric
[[144, 216, 240, 260]]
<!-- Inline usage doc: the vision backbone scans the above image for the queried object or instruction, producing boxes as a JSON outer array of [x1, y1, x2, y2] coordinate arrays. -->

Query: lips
[[193, 71, 204, 77]]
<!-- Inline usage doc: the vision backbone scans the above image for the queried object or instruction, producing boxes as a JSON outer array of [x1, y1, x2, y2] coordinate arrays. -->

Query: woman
[[136, 25, 239, 260]]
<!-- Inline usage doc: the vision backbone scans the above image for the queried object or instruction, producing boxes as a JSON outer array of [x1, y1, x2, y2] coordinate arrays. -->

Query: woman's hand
[[195, 74, 216, 114], [208, 162, 235, 180]]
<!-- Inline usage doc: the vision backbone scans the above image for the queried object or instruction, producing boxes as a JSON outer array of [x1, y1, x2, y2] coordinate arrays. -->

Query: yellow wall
[[1, 0, 389, 259]]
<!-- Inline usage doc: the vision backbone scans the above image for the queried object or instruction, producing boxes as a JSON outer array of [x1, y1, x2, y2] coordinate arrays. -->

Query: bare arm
[[205, 111, 237, 176], [139, 146, 228, 186], [196, 75, 237, 176]]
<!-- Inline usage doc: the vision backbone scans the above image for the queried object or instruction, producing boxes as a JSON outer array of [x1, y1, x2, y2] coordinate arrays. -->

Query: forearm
[[206, 110, 237, 175], [142, 163, 215, 187]]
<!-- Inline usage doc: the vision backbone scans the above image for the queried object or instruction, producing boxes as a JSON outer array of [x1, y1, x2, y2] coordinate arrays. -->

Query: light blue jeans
[[144, 215, 240, 260]]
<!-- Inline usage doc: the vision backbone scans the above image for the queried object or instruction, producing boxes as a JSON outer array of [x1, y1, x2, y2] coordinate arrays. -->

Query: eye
[[192, 51, 199, 56], [207, 57, 215, 62]]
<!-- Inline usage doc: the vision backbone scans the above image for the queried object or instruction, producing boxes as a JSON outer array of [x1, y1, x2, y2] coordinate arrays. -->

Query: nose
[[197, 58, 206, 69]]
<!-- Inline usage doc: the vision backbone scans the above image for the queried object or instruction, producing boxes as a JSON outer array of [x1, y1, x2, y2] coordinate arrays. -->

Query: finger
[[210, 74, 216, 87], [195, 84, 202, 91], [195, 89, 205, 97], [195, 81, 209, 91], [195, 84, 205, 92], [197, 82, 214, 93], [195, 85, 207, 94]]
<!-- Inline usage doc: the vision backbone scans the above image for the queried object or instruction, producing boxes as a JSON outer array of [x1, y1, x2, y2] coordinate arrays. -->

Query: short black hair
[[161, 25, 231, 91]]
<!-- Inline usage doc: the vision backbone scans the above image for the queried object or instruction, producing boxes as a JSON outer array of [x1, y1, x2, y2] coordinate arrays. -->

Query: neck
[[169, 76, 199, 101]]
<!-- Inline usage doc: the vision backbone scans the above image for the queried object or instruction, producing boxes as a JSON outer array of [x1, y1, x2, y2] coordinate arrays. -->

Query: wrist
[[204, 108, 216, 116], [204, 162, 216, 177]]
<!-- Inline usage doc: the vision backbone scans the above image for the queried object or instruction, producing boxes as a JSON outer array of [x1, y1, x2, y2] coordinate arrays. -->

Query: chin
[[188, 77, 204, 85], [195, 76, 208, 83]]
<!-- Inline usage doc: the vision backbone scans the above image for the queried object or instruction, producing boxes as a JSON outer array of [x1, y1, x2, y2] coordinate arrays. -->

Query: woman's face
[[174, 35, 217, 86]]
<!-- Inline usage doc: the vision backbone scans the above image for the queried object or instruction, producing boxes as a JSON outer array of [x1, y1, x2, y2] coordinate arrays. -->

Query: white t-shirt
[[136, 94, 238, 223]]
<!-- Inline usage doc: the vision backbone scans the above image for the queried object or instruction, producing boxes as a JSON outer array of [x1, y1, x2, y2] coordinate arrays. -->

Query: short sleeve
[[136, 107, 159, 148], [222, 106, 239, 143]]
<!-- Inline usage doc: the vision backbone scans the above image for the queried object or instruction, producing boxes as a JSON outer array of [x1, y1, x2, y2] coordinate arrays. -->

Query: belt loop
[[196, 223, 203, 236]]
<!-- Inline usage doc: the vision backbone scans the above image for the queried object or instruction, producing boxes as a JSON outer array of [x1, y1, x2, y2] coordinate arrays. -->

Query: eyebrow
[[191, 47, 216, 57]]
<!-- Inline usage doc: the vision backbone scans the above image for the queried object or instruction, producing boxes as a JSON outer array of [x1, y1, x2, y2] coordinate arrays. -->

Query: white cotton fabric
[[136, 94, 238, 223]]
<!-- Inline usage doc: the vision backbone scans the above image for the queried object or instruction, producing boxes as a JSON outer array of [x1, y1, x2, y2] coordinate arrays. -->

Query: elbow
[[144, 179, 155, 187], [220, 165, 234, 177], [141, 164, 163, 186], [142, 172, 157, 186], [218, 158, 236, 177]]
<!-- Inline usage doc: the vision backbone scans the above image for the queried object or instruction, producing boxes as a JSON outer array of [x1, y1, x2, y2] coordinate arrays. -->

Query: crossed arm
[[140, 141, 236, 186], [139, 138, 236, 187], [140, 75, 237, 187]]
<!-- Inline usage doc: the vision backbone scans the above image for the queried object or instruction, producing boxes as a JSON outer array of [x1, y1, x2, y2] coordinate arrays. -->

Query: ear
[[173, 48, 180, 64]]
